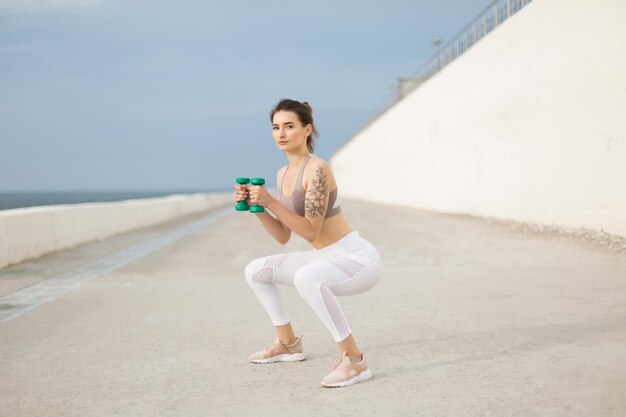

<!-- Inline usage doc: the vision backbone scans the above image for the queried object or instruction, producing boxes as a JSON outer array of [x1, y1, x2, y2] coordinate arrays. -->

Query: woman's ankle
[[275, 323, 296, 346], [279, 337, 297, 346]]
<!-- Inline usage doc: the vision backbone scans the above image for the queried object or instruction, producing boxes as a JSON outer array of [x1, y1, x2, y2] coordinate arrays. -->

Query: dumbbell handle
[[249, 178, 265, 213], [235, 178, 250, 211]]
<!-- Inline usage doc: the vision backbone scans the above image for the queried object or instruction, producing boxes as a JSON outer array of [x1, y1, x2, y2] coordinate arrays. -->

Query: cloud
[[0, 0, 103, 14]]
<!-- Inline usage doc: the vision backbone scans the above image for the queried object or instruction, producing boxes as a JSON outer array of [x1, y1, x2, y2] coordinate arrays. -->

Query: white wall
[[331, 0, 626, 237], [0, 192, 232, 269]]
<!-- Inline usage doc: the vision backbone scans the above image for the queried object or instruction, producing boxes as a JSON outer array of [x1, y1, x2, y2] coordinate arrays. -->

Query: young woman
[[235, 99, 381, 388]]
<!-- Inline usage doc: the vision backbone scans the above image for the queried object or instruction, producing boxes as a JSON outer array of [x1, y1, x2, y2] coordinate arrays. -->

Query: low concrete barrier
[[0, 192, 232, 269]]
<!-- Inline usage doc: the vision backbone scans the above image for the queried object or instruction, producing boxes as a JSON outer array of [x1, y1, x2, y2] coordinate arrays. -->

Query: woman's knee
[[244, 257, 267, 286], [293, 266, 322, 299]]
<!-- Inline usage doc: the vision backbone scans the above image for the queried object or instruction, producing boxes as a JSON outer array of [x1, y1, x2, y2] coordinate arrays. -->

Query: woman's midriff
[[310, 213, 353, 250]]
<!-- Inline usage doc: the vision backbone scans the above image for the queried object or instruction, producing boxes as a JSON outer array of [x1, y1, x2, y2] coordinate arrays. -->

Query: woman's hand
[[234, 183, 251, 205], [247, 184, 275, 208]]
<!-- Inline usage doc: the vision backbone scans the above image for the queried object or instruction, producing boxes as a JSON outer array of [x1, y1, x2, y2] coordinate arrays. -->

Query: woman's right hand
[[234, 183, 250, 204]]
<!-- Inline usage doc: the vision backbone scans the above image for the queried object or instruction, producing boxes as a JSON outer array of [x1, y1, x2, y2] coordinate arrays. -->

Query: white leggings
[[244, 231, 381, 342]]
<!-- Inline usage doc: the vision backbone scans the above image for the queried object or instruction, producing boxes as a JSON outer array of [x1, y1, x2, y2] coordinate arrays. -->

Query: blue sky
[[0, 0, 488, 191]]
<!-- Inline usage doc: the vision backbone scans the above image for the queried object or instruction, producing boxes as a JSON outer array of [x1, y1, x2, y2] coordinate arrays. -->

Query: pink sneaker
[[248, 336, 306, 364], [321, 351, 373, 388]]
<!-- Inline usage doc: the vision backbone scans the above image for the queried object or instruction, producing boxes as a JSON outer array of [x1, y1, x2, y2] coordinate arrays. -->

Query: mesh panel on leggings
[[325, 256, 368, 278], [263, 254, 288, 270], [255, 254, 288, 284], [320, 286, 349, 340]]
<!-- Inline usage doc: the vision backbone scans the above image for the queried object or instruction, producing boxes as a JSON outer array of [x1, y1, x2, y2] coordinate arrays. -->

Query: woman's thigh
[[295, 254, 381, 296], [255, 250, 319, 286]]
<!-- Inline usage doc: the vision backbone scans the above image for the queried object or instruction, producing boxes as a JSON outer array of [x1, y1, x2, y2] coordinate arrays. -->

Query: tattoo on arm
[[305, 165, 329, 219]]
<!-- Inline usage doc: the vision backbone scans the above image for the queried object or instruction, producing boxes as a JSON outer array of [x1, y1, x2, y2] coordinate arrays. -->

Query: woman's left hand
[[247, 184, 275, 208]]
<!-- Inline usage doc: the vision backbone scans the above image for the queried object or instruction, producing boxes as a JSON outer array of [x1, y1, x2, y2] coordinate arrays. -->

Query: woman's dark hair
[[270, 99, 319, 153]]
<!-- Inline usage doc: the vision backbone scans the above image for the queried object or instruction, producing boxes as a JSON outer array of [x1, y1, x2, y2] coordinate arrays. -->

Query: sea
[[0, 190, 229, 211]]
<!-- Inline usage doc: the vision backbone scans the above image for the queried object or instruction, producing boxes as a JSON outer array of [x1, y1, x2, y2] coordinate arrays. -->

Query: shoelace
[[266, 340, 282, 351], [328, 355, 344, 372]]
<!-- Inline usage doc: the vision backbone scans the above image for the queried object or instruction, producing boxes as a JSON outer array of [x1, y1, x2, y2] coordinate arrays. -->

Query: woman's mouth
[[278, 141, 288, 145]]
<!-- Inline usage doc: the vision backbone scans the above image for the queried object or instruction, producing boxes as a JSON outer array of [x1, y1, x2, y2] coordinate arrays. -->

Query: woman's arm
[[251, 168, 291, 245], [254, 211, 291, 245], [264, 161, 331, 242]]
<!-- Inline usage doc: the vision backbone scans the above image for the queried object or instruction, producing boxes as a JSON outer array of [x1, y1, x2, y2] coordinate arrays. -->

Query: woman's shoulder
[[303, 155, 334, 182], [306, 155, 331, 171], [276, 165, 288, 176]]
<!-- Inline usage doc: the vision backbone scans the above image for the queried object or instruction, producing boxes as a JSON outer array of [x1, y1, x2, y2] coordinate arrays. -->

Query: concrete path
[[1, 199, 625, 417]]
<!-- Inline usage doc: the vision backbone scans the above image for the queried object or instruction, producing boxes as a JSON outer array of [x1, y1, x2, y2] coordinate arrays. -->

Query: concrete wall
[[0, 192, 232, 269], [331, 0, 626, 237]]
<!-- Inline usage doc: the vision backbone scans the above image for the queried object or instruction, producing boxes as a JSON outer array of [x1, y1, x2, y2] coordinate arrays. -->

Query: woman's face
[[272, 110, 311, 152]]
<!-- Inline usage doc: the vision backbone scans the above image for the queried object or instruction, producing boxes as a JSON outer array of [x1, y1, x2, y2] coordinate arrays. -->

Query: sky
[[0, 0, 489, 192]]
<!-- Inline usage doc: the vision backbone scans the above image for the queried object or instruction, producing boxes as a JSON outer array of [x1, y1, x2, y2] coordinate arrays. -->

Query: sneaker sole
[[321, 369, 373, 388], [250, 352, 306, 364]]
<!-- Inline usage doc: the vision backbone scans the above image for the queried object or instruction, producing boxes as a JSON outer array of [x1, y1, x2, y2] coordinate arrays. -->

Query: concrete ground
[[1, 199, 625, 417]]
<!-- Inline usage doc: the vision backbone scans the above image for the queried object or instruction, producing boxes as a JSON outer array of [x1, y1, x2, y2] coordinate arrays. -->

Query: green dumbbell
[[235, 177, 250, 211], [249, 178, 265, 213]]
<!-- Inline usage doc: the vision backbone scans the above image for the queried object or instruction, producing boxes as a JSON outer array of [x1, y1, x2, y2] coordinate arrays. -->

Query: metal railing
[[398, 0, 532, 100], [336, 0, 533, 154]]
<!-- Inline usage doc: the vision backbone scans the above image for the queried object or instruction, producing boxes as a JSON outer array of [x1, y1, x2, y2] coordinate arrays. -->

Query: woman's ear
[[305, 124, 313, 136]]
